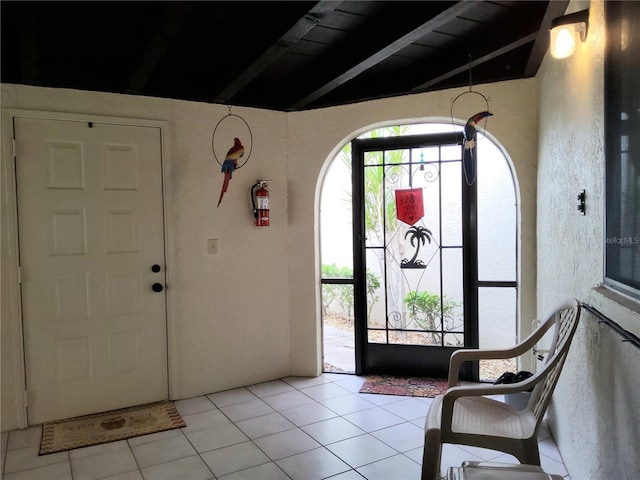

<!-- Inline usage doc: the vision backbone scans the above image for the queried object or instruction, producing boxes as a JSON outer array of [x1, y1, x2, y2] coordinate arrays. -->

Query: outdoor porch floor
[[1, 374, 570, 480]]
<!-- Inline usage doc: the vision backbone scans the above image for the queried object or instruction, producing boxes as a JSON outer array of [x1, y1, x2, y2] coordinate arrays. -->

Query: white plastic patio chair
[[421, 298, 581, 480]]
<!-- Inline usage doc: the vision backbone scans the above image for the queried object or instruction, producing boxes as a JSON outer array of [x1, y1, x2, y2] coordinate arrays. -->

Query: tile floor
[[0, 373, 570, 480]]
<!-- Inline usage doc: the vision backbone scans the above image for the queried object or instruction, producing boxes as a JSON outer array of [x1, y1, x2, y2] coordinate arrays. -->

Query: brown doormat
[[359, 375, 448, 398], [40, 400, 185, 455]]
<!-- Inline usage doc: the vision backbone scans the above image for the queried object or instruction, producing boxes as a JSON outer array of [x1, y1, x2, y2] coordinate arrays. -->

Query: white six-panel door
[[15, 117, 168, 424]]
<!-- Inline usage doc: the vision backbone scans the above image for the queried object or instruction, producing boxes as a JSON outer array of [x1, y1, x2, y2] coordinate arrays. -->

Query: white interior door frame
[[1, 109, 176, 428]]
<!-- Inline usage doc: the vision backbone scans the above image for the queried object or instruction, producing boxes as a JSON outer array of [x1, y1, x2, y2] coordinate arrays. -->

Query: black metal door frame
[[352, 133, 478, 380]]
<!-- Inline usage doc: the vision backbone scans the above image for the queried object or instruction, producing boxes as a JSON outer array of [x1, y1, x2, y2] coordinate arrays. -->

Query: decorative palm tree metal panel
[[362, 141, 465, 348]]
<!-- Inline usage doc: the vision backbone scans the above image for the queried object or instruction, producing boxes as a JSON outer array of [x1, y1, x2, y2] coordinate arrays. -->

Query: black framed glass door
[[352, 133, 478, 379]]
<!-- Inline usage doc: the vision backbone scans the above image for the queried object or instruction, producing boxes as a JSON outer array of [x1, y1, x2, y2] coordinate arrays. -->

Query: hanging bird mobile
[[217, 137, 245, 207], [462, 110, 493, 185]]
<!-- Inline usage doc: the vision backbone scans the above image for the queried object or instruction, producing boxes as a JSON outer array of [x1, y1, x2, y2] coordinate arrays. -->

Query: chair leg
[[421, 428, 442, 480], [521, 438, 541, 466]]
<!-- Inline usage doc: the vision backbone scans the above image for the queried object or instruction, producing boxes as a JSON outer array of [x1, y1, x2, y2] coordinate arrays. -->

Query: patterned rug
[[359, 375, 448, 397], [40, 401, 185, 455]]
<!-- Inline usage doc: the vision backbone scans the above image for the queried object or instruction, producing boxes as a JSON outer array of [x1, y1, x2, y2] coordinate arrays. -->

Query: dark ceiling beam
[[290, 0, 477, 110], [214, 1, 345, 103], [413, 31, 538, 91], [126, 2, 193, 94], [13, 8, 40, 85], [524, 0, 569, 76]]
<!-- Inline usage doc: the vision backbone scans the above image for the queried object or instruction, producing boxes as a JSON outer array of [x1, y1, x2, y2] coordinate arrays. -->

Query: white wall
[[536, 1, 640, 478], [1, 77, 538, 430]]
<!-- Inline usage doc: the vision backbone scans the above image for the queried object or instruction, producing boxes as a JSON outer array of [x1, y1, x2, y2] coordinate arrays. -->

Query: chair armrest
[[445, 377, 540, 399], [448, 348, 522, 386], [447, 316, 554, 386]]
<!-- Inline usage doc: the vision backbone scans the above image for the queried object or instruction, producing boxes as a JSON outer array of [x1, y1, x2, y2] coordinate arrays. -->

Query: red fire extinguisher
[[251, 180, 270, 227]]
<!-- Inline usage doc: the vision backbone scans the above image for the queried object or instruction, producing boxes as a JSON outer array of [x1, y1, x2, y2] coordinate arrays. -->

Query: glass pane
[[321, 283, 354, 325], [401, 250, 442, 303], [401, 235, 443, 342], [399, 237, 442, 332], [418, 146, 440, 163], [320, 156, 353, 275], [478, 286, 517, 381], [385, 250, 406, 328], [366, 247, 385, 329], [386, 148, 409, 165], [441, 247, 464, 337], [364, 165, 385, 247], [440, 160, 462, 246], [444, 332, 464, 347], [402, 290, 445, 348], [604, 0, 640, 296], [364, 150, 383, 166], [606, 148, 640, 292], [418, 181, 441, 249], [322, 283, 355, 373], [388, 331, 436, 346], [368, 329, 386, 344], [477, 136, 516, 280], [441, 144, 461, 161], [411, 162, 440, 186], [384, 164, 404, 237], [321, 265, 352, 279]]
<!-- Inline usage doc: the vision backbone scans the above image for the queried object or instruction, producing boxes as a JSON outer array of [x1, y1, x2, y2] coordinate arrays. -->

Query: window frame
[[603, 1, 640, 300]]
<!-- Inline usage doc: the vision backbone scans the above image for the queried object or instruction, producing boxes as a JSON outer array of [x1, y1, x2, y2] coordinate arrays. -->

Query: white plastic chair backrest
[[528, 299, 581, 422]]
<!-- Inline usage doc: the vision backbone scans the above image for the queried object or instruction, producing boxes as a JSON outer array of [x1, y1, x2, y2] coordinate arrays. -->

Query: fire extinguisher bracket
[[251, 180, 270, 227]]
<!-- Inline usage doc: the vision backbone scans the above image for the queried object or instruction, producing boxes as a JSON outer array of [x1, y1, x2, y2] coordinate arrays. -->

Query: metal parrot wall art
[[217, 137, 245, 207], [462, 110, 493, 185]]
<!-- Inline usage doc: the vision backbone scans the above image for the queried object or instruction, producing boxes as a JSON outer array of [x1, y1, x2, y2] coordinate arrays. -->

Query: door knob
[[152, 283, 164, 292], [151, 264, 161, 273]]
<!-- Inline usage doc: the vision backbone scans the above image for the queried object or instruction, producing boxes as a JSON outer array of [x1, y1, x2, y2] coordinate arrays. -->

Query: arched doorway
[[320, 123, 518, 381]]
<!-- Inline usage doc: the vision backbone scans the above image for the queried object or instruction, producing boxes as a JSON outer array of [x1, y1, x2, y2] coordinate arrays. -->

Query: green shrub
[[403, 290, 459, 342], [321, 264, 380, 318]]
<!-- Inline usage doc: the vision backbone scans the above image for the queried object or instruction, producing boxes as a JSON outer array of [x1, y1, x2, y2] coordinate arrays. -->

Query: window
[[604, 1, 640, 299]]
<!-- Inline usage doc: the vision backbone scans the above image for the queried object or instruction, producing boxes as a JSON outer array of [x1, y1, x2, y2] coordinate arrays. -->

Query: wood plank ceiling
[[1, 1, 569, 112]]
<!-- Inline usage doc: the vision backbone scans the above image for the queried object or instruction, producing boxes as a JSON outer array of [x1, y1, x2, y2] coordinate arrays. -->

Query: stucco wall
[[536, 1, 640, 479], [1, 77, 538, 431]]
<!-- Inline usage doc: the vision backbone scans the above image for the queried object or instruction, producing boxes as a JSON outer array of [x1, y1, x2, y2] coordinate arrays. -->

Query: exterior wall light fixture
[[549, 9, 589, 59]]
